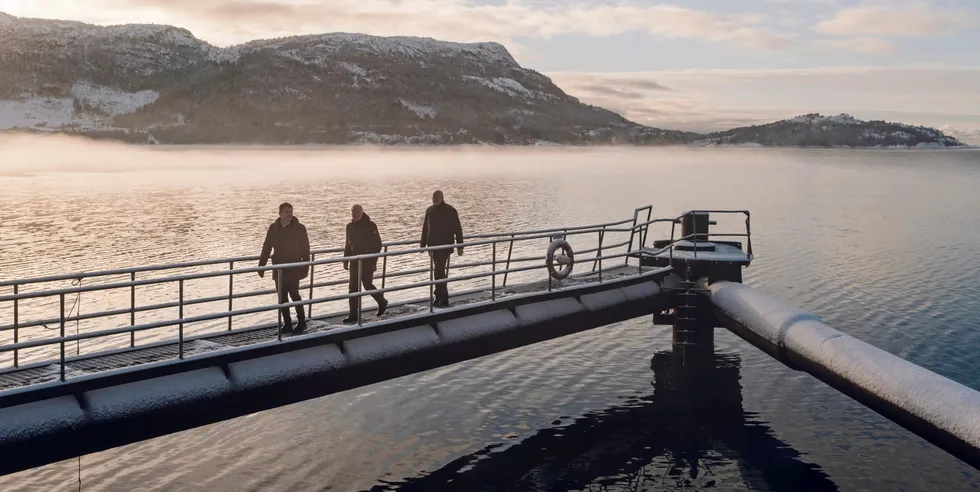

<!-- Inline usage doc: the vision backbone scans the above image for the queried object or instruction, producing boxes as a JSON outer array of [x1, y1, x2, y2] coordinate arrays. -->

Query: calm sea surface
[[1, 142, 980, 491]]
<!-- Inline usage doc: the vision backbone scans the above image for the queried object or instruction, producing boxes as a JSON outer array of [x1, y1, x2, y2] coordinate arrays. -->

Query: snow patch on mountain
[[788, 113, 861, 125], [70, 82, 159, 115], [463, 76, 532, 97], [340, 62, 367, 76], [0, 97, 91, 130], [0, 83, 158, 130], [400, 100, 436, 119]]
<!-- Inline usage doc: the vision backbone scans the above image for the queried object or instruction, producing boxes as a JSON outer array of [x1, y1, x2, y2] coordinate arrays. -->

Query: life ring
[[547, 239, 575, 280]]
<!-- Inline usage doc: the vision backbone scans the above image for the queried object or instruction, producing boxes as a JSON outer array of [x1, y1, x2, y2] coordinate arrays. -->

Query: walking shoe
[[342, 316, 358, 324], [377, 299, 389, 317], [293, 322, 308, 334]]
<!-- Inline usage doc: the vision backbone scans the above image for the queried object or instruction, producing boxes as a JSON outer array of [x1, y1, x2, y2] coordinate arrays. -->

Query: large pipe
[[707, 281, 980, 470]]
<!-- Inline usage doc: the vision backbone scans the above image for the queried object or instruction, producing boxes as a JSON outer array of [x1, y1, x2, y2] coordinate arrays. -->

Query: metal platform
[[0, 207, 756, 476], [0, 265, 646, 394]]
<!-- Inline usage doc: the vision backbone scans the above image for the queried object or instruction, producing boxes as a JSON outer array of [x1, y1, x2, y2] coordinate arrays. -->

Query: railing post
[[642, 207, 652, 250], [626, 209, 640, 266], [598, 229, 604, 283], [59, 293, 66, 381], [228, 261, 234, 331], [276, 269, 283, 342], [357, 259, 363, 327], [502, 235, 515, 288], [130, 272, 136, 347], [745, 212, 753, 258], [178, 279, 184, 359], [13, 284, 18, 368], [491, 242, 497, 301], [429, 253, 434, 313], [593, 227, 605, 272], [307, 253, 315, 319], [381, 246, 388, 290]]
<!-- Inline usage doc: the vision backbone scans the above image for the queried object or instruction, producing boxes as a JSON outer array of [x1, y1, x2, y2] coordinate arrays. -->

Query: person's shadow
[[367, 349, 838, 492]]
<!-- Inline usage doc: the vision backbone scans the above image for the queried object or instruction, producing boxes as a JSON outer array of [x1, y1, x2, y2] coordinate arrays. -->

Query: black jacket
[[420, 202, 463, 251], [259, 216, 311, 281], [345, 213, 383, 270]]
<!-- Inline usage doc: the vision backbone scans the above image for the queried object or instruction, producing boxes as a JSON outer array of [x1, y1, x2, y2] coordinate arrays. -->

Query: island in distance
[[0, 13, 967, 148]]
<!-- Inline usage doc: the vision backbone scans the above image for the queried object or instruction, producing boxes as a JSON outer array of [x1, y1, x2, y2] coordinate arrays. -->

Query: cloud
[[815, 4, 978, 37], [941, 126, 980, 144], [0, 0, 798, 50], [814, 37, 898, 54], [546, 67, 980, 136]]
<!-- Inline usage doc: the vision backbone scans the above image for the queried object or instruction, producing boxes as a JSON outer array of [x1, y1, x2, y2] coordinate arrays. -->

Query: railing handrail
[[0, 207, 754, 376], [0, 210, 752, 303], [0, 219, 662, 302], [0, 215, 641, 288]]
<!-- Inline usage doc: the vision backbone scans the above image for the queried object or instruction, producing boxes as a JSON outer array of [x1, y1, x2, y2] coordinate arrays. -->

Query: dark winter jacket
[[345, 213, 383, 270], [420, 202, 464, 252], [259, 216, 311, 282]]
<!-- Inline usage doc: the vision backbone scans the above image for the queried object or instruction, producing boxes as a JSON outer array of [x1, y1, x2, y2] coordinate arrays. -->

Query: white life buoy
[[546, 239, 575, 280]]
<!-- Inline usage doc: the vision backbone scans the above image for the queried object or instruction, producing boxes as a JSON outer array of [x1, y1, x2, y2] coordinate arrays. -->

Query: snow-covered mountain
[[693, 113, 965, 148], [0, 13, 688, 145], [0, 14, 965, 147]]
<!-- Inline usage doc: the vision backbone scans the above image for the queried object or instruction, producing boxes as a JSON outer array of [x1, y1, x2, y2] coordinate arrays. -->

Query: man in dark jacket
[[420, 190, 464, 307], [258, 202, 310, 333], [343, 204, 389, 323]]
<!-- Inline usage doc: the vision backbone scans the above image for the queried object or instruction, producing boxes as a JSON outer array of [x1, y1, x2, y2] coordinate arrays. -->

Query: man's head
[[351, 204, 364, 222], [279, 202, 293, 223], [432, 190, 444, 205]]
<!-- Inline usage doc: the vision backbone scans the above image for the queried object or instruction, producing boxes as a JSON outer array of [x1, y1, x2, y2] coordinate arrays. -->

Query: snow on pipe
[[707, 281, 980, 470]]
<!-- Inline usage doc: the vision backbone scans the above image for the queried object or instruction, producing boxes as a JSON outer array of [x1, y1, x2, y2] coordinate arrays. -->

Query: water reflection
[[371, 350, 837, 492]]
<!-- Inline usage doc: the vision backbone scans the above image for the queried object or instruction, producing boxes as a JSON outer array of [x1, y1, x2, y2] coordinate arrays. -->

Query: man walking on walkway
[[258, 202, 310, 333], [343, 204, 389, 323], [420, 190, 464, 307]]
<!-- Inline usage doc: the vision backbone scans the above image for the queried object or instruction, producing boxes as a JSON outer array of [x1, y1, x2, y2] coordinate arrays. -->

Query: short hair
[[432, 190, 444, 199], [279, 202, 293, 212], [352, 204, 363, 212]]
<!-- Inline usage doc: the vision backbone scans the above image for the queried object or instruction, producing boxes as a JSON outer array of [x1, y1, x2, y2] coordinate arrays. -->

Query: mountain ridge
[[0, 13, 965, 148]]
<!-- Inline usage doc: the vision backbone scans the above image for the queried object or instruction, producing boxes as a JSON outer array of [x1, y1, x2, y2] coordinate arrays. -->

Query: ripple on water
[[1, 147, 980, 491]]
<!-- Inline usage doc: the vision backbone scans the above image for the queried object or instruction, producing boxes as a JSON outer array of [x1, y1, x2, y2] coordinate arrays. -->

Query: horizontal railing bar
[[3, 241, 634, 332], [0, 247, 651, 356], [0, 261, 552, 353], [0, 216, 642, 288], [0, 227, 698, 305], [0, 226, 626, 302], [0, 209, 736, 291], [0, 263, 671, 378]]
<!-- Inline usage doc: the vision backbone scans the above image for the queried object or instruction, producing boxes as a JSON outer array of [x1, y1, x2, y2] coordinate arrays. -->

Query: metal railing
[[0, 208, 752, 379]]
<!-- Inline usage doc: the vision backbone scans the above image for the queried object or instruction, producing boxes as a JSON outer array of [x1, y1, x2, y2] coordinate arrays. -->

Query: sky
[[1, 0, 979, 141]]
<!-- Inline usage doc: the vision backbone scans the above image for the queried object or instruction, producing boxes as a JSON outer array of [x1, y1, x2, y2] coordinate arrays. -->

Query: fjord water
[[1, 140, 980, 491]]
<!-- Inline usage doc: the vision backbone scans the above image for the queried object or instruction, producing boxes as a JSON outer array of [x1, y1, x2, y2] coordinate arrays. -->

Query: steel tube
[[357, 259, 363, 327], [59, 294, 65, 381], [178, 280, 184, 359], [708, 281, 980, 470], [307, 254, 315, 319], [228, 261, 234, 331], [13, 285, 18, 368], [381, 246, 388, 290], [491, 242, 497, 301], [502, 235, 515, 287], [130, 272, 136, 347]]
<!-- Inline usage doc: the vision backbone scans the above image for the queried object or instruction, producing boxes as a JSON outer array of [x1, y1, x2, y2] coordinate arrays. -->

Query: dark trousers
[[431, 250, 452, 304], [349, 262, 386, 317], [274, 276, 306, 327]]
